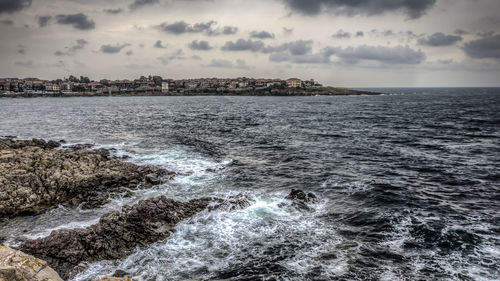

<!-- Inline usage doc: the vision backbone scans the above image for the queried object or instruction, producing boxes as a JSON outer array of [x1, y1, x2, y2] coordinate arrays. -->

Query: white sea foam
[[1, 143, 230, 245], [73, 194, 342, 281]]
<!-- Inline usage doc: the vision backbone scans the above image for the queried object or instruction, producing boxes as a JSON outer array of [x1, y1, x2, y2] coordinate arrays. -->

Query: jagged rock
[[0, 138, 173, 217], [285, 189, 317, 203], [20, 195, 251, 280], [63, 143, 94, 151], [0, 246, 63, 281], [283, 189, 318, 211], [111, 270, 129, 278]]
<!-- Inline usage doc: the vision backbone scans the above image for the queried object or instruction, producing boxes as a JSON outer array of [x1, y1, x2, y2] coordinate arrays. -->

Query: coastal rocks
[[0, 137, 60, 150], [0, 137, 171, 217], [285, 189, 317, 203], [0, 246, 63, 281], [283, 189, 318, 211], [20, 195, 251, 279]]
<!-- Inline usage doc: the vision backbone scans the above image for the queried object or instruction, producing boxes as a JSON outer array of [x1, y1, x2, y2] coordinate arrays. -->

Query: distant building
[[52, 84, 60, 92], [162, 81, 169, 93], [286, 78, 301, 88], [61, 83, 72, 91]]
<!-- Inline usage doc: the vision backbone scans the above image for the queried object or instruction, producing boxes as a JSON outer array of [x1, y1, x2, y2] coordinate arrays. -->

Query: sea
[[0, 88, 499, 281]]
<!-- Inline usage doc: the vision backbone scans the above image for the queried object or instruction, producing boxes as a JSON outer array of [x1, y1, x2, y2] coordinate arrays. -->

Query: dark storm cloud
[[157, 21, 189, 34], [271, 44, 425, 65], [250, 30, 275, 39], [0, 0, 31, 14], [156, 21, 237, 36], [188, 40, 213, 50], [463, 34, 500, 59], [221, 39, 265, 52], [222, 26, 238, 35], [0, 19, 13, 25], [37, 15, 52, 27], [282, 0, 436, 19], [126, 50, 133, 56], [154, 40, 167, 48], [56, 13, 95, 30], [55, 39, 88, 56], [192, 21, 217, 33], [332, 45, 426, 64], [104, 8, 123, 15], [100, 43, 131, 54], [203, 59, 251, 69], [355, 31, 364, 37], [332, 30, 351, 39], [418, 32, 462, 46], [156, 20, 212, 34], [130, 0, 159, 10]]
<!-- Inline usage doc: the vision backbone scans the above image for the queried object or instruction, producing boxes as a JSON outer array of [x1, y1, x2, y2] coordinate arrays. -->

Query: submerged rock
[[0, 246, 63, 281], [20, 195, 251, 279], [0, 137, 172, 218]]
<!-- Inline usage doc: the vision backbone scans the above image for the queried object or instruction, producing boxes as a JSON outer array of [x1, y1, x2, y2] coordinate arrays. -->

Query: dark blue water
[[1, 88, 499, 280]]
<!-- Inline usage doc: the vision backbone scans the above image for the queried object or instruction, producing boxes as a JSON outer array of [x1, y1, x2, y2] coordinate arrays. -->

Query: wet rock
[[0, 246, 63, 281], [112, 269, 129, 278], [283, 189, 318, 211], [20, 195, 250, 280], [0, 137, 61, 150], [0, 137, 173, 217], [210, 194, 253, 211], [285, 189, 317, 202], [63, 143, 93, 151]]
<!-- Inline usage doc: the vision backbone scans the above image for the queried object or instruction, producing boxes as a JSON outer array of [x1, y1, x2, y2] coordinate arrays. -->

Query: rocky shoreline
[[0, 137, 171, 218], [0, 137, 317, 281]]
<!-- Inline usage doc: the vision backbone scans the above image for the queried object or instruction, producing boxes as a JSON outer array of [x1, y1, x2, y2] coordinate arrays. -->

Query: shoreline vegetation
[[0, 137, 318, 281], [0, 87, 381, 98]]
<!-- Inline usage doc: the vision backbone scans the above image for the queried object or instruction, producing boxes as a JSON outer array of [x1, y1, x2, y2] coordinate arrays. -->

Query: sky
[[0, 0, 499, 87]]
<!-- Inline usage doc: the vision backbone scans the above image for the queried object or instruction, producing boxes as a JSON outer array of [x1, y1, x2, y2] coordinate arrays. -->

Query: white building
[[161, 81, 169, 93]]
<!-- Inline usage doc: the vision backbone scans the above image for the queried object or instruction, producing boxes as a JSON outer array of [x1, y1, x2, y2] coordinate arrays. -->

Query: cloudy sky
[[1, 0, 499, 86]]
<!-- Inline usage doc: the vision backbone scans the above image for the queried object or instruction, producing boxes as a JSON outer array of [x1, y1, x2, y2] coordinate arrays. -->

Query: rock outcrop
[[20, 195, 251, 279], [0, 137, 172, 217], [283, 189, 318, 211], [0, 246, 63, 281]]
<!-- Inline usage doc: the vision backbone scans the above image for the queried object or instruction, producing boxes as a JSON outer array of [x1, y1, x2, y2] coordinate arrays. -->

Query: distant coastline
[[0, 87, 382, 98], [1, 76, 382, 98]]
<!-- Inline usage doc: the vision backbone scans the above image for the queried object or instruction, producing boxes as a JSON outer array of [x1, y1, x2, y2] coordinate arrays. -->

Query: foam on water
[[73, 193, 342, 281], [0, 143, 230, 245], [2, 90, 499, 280]]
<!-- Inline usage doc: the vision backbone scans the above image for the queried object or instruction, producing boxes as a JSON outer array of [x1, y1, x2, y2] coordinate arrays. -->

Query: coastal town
[[0, 76, 323, 96]]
